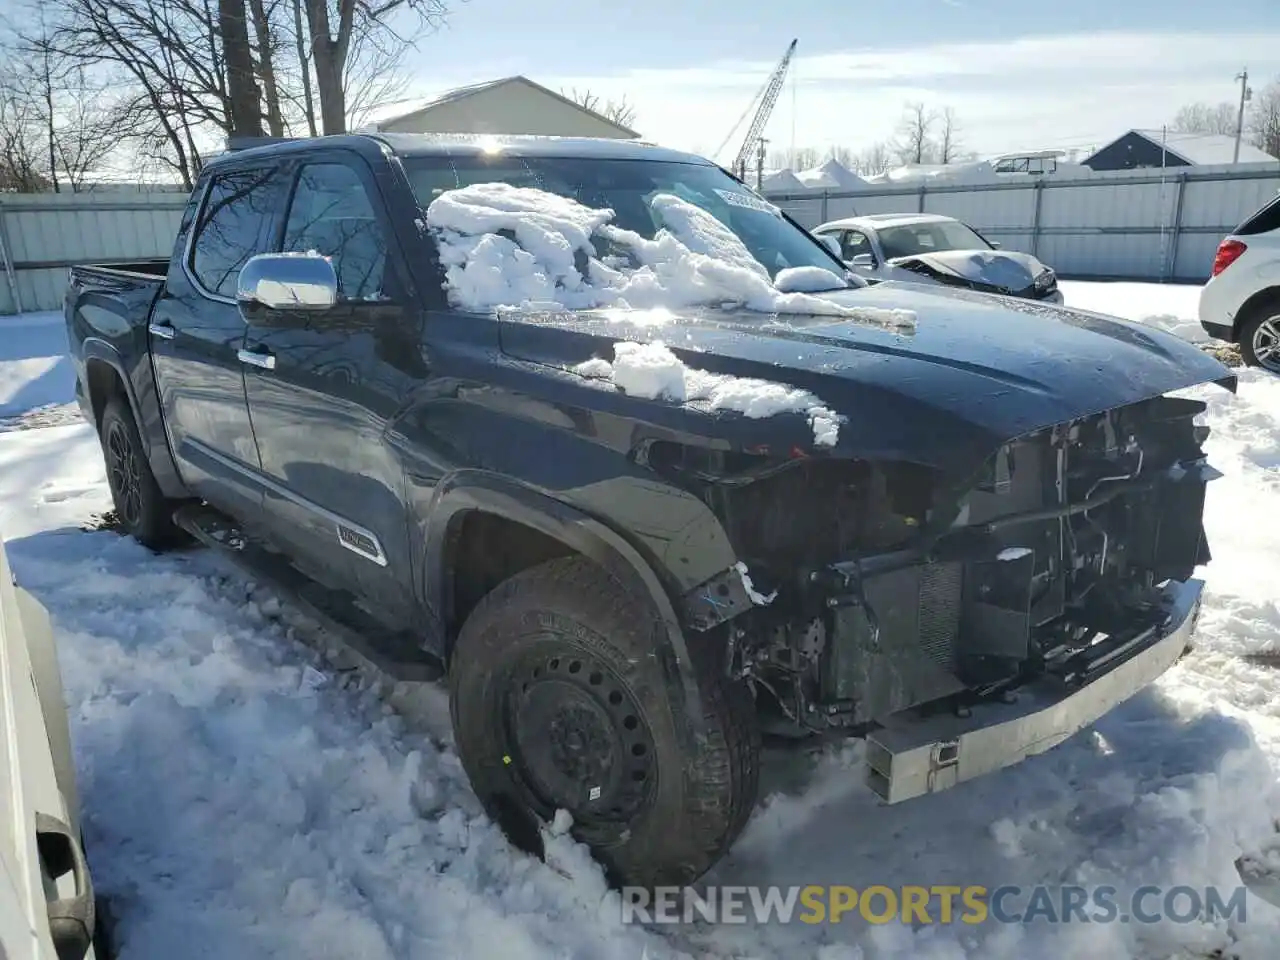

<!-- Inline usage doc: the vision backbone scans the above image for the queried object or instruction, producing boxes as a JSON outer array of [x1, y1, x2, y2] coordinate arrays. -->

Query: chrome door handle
[[237, 348, 276, 370], [148, 321, 176, 340]]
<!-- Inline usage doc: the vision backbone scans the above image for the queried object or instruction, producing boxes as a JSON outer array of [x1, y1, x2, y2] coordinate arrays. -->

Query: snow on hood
[[574, 340, 841, 446], [895, 248, 1048, 293], [424, 182, 913, 325]]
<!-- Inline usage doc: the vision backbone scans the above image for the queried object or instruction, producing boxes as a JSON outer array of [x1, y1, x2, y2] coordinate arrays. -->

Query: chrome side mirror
[[816, 234, 841, 258], [850, 253, 875, 268], [238, 252, 338, 313]]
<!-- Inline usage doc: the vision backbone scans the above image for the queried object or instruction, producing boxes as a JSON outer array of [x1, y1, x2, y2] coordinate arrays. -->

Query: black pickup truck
[[66, 133, 1234, 888]]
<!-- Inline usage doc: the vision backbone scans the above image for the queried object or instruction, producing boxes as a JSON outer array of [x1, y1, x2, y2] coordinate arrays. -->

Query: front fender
[[420, 470, 707, 734]]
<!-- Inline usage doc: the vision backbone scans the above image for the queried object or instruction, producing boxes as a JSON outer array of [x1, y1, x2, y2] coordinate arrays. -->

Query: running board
[[172, 504, 443, 683]]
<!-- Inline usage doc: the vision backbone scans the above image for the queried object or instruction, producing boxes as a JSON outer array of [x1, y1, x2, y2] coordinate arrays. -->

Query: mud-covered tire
[[1238, 295, 1280, 373], [449, 555, 761, 888], [99, 397, 185, 550]]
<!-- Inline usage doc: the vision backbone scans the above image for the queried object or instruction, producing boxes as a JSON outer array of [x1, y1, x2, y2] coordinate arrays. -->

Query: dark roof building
[[1084, 130, 1277, 171]]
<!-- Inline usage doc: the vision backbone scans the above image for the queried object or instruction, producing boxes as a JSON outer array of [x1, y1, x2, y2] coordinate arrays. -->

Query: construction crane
[[714, 39, 798, 188]]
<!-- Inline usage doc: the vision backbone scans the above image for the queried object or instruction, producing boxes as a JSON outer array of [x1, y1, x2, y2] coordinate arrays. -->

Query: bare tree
[[1248, 79, 1280, 158], [0, 29, 130, 192], [220, 0, 263, 136], [892, 101, 936, 165], [247, 0, 285, 136], [304, 0, 447, 135], [854, 141, 894, 176], [0, 64, 47, 191], [827, 144, 854, 167], [1171, 101, 1239, 136], [937, 107, 962, 164], [562, 87, 637, 129], [342, 24, 413, 130]]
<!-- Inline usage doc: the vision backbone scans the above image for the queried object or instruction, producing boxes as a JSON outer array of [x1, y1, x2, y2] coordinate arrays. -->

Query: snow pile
[[793, 158, 867, 191], [1059, 281, 1210, 342], [760, 169, 806, 193], [576, 340, 842, 447], [425, 182, 914, 325], [0, 311, 75, 428]]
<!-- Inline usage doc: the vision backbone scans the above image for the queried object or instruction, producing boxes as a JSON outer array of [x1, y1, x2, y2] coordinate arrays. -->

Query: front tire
[[1239, 297, 1280, 372], [449, 556, 760, 888], [99, 397, 185, 549]]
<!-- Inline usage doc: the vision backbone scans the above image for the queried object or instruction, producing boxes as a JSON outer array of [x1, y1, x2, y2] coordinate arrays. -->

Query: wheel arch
[[79, 338, 188, 500], [1233, 285, 1280, 341], [423, 472, 706, 733]]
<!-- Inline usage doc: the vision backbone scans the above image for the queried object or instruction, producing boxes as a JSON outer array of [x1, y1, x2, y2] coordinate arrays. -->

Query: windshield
[[877, 220, 992, 259], [404, 154, 845, 282]]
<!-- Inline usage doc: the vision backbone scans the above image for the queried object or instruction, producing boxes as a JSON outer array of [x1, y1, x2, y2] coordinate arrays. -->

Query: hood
[[495, 282, 1234, 478], [891, 249, 1049, 295]]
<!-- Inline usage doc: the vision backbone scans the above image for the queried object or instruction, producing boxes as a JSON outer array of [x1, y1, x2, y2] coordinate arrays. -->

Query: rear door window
[[189, 168, 281, 298]]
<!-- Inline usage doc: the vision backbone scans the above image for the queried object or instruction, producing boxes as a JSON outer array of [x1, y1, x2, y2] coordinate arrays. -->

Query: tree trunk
[[38, 53, 60, 193], [218, 0, 264, 138], [312, 38, 346, 134], [247, 0, 284, 136], [305, 0, 352, 135], [292, 0, 318, 136]]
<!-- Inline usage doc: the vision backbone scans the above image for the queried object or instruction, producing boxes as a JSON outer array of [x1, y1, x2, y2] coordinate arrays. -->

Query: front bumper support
[[864, 577, 1204, 804]]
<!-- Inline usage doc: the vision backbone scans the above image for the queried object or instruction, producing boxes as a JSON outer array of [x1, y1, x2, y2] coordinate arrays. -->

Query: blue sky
[[395, 0, 1280, 161]]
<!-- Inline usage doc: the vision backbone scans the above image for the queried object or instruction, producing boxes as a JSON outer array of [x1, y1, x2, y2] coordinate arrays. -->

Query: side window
[[841, 230, 872, 261], [282, 162, 392, 302], [190, 168, 278, 298]]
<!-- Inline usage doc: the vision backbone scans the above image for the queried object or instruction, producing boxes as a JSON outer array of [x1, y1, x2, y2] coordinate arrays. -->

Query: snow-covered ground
[[3, 282, 1280, 959]]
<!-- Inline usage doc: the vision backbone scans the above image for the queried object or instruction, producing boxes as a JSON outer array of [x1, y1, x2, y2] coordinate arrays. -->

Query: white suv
[[1199, 194, 1280, 371]]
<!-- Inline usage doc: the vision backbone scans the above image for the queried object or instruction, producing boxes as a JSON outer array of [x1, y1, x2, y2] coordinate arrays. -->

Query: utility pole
[[756, 138, 768, 191], [1234, 68, 1252, 164]]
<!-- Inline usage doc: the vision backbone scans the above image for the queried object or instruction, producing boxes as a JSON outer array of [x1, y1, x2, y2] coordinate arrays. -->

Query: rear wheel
[[1239, 298, 1280, 372], [449, 555, 760, 888], [99, 397, 185, 549]]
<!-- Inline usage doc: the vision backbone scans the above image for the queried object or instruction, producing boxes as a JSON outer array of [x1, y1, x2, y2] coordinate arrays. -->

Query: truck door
[[149, 165, 289, 524], [240, 156, 424, 627]]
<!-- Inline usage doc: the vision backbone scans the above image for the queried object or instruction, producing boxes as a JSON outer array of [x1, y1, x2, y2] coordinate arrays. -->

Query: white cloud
[[537, 31, 1280, 162]]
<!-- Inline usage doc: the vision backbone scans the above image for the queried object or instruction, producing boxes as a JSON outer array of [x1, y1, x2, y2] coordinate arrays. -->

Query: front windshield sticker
[[715, 189, 783, 218]]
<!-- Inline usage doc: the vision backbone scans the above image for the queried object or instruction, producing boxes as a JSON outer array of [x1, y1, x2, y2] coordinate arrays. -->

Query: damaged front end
[[664, 390, 1221, 799]]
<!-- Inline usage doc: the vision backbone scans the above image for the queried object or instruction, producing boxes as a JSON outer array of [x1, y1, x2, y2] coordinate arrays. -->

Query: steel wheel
[[502, 644, 657, 831], [1252, 315, 1280, 372], [105, 418, 143, 528]]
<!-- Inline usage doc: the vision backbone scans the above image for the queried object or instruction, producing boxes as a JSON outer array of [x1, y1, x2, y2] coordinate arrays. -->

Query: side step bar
[[172, 504, 443, 683]]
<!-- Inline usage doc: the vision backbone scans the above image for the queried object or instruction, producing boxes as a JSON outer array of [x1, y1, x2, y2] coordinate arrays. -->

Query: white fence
[[4, 164, 1280, 314], [765, 162, 1280, 283], [0, 193, 188, 316]]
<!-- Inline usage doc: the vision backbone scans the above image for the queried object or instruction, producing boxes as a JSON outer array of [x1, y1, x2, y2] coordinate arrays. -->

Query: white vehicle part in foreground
[[864, 577, 1204, 805], [0, 533, 96, 960]]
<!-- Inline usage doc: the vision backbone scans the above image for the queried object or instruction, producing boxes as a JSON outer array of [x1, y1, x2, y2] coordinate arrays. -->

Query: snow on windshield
[[575, 340, 842, 447], [425, 182, 914, 326]]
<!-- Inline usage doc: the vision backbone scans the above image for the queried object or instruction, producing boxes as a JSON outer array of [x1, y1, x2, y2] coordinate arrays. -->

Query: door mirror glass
[[850, 253, 875, 268], [816, 233, 841, 258], [238, 252, 338, 313]]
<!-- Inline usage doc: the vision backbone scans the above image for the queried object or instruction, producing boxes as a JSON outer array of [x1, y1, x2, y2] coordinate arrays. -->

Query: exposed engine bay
[[656, 393, 1219, 736]]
